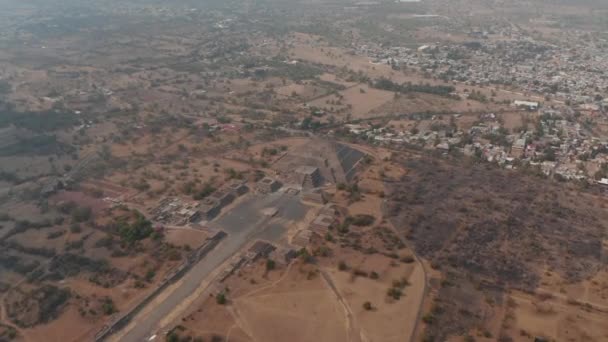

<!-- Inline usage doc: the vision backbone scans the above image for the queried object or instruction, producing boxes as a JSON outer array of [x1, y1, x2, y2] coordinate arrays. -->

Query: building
[[292, 229, 313, 247], [513, 100, 539, 111], [601, 99, 608, 112], [227, 180, 249, 196], [319, 203, 338, 216], [511, 138, 526, 157], [151, 197, 201, 225], [309, 214, 335, 234], [301, 189, 327, 205], [196, 181, 249, 221], [208, 189, 235, 208], [199, 197, 221, 220], [295, 166, 323, 189], [417, 45, 431, 54], [257, 177, 282, 194], [246, 240, 276, 261]]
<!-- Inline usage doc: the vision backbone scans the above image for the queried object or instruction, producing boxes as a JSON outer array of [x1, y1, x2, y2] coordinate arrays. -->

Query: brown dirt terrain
[[307, 84, 394, 119], [324, 255, 424, 342], [175, 261, 350, 342], [232, 267, 350, 342], [163, 228, 208, 249]]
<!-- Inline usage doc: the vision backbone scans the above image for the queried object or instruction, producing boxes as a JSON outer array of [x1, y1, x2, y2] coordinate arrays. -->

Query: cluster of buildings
[[344, 107, 608, 184], [356, 31, 608, 106], [199, 180, 249, 221], [151, 180, 249, 226], [151, 197, 201, 225]]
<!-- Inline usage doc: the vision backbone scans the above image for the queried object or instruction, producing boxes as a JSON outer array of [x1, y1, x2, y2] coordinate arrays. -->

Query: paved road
[[117, 190, 307, 342]]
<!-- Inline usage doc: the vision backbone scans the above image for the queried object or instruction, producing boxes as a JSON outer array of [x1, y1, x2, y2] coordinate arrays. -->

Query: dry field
[[307, 84, 394, 119], [231, 265, 350, 342], [324, 252, 425, 342], [176, 261, 350, 342], [177, 251, 425, 342], [288, 32, 549, 114]]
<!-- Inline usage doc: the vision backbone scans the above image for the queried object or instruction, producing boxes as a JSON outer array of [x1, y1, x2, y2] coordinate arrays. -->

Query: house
[[601, 99, 608, 112], [513, 100, 539, 111]]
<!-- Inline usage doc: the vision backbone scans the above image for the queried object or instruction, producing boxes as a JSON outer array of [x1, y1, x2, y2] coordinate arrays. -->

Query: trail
[[320, 270, 364, 342]]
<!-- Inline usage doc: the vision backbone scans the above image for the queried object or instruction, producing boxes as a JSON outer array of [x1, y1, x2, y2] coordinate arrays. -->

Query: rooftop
[[295, 165, 319, 175]]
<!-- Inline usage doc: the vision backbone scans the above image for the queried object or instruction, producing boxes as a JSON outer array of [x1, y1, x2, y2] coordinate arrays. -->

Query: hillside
[[385, 155, 608, 340]]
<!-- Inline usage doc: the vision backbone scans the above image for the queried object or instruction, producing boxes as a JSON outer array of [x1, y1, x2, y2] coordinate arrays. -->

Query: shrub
[[70, 223, 82, 233], [101, 297, 116, 315], [422, 313, 435, 324], [351, 214, 375, 227], [118, 212, 153, 245], [47, 230, 65, 239], [33, 285, 71, 325], [338, 261, 348, 271], [94, 235, 113, 248], [71, 206, 92, 223], [145, 269, 156, 282], [353, 269, 368, 277], [166, 332, 179, 342], [400, 255, 415, 263], [266, 259, 276, 271], [216, 293, 226, 305], [387, 287, 402, 300], [193, 183, 216, 200], [363, 301, 373, 311], [392, 277, 410, 288], [298, 249, 314, 263]]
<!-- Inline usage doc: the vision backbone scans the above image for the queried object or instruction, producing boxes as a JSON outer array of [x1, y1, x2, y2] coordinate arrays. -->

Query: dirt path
[[319, 270, 363, 342], [226, 262, 297, 342]]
